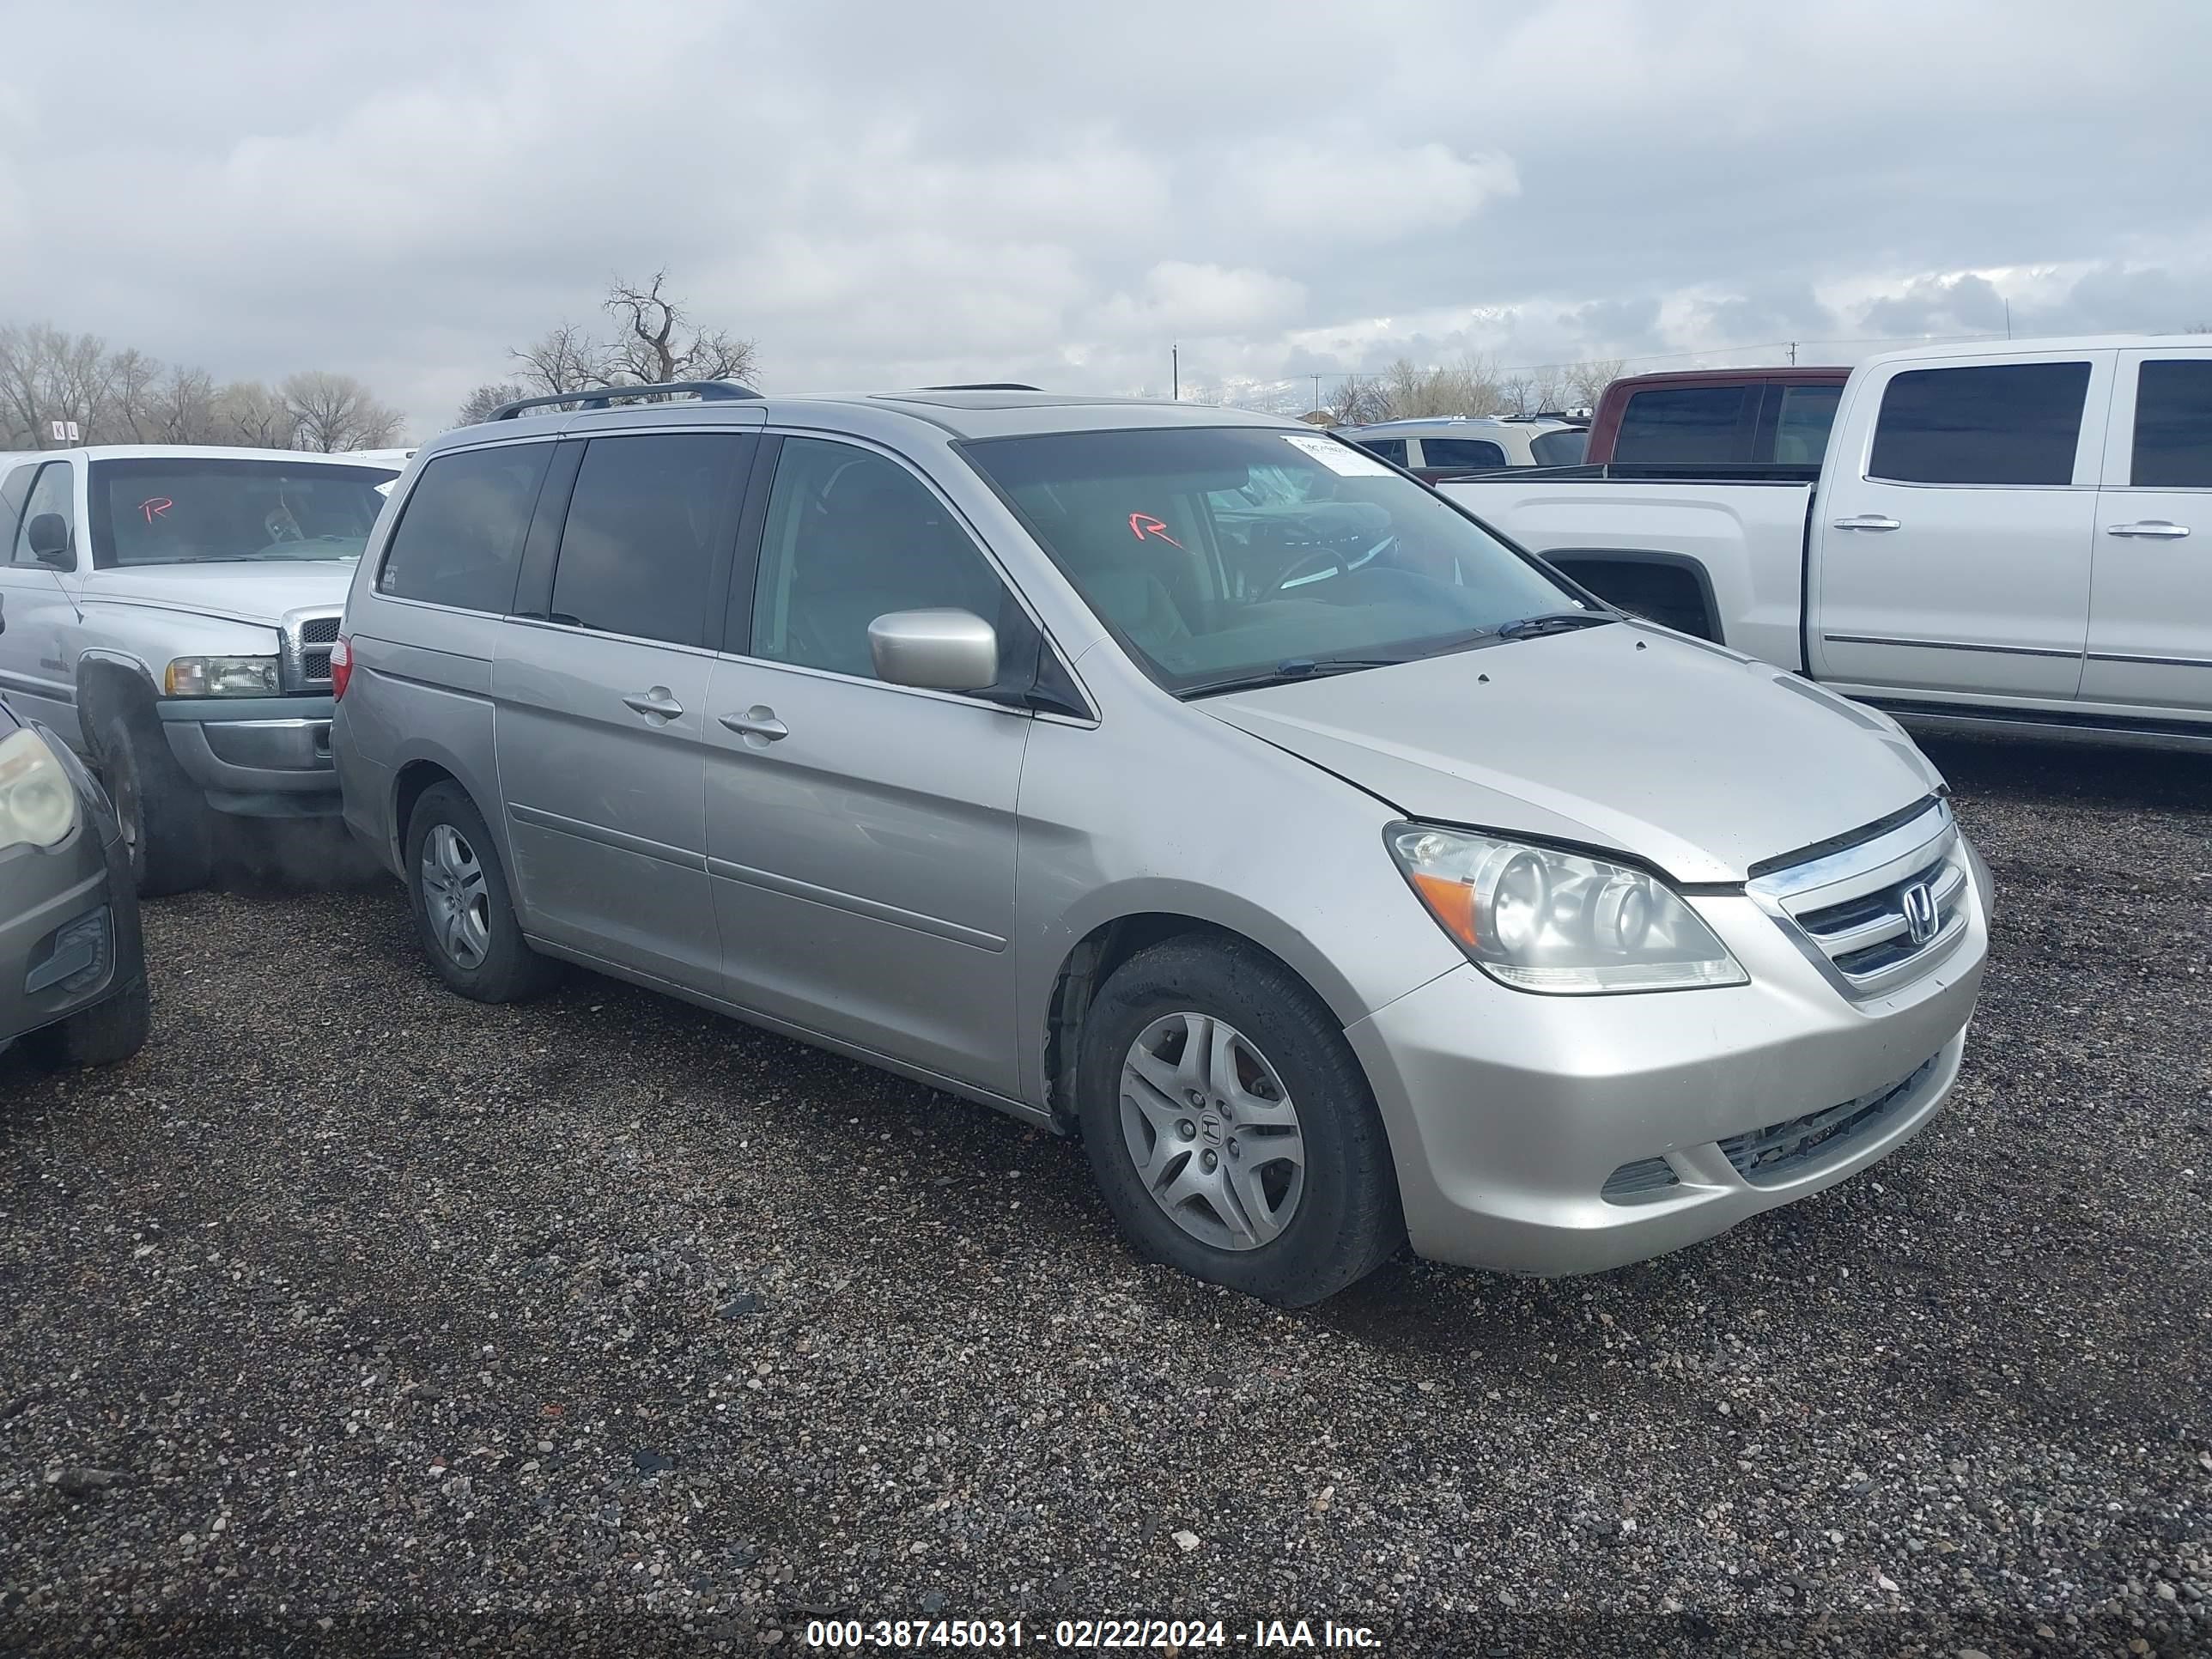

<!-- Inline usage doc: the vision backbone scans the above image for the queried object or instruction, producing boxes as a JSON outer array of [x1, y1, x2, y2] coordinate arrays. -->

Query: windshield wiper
[[1180, 657, 1407, 699], [1494, 611, 1617, 641]]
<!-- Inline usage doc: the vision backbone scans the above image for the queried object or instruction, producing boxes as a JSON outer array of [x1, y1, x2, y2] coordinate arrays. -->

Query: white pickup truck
[[1442, 335, 2212, 749], [0, 445, 405, 891]]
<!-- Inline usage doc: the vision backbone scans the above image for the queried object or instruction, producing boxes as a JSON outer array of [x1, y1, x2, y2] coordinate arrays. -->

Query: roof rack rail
[[488, 380, 763, 421], [918, 382, 1042, 392]]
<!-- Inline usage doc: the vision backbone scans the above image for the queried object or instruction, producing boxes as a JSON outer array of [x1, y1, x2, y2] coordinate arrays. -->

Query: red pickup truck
[[1584, 366, 1850, 467]]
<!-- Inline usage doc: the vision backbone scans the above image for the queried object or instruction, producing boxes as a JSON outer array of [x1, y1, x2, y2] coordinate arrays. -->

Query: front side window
[[963, 426, 1577, 694], [89, 459, 396, 568], [749, 437, 1013, 682], [549, 433, 745, 647], [1421, 438, 1507, 470], [378, 443, 550, 612], [2130, 359, 2212, 488], [1771, 384, 1843, 465], [9, 462, 74, 567], [1613, 386, 1751, 463], [1869, 362, 2090, 486]]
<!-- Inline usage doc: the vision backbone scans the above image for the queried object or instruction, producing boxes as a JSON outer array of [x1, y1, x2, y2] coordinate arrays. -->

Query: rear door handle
[[2106, 520, 2191, 539], [719, 707, 789, 742], [1832, 514, 1900, 532], [623, 688, 685, 720]]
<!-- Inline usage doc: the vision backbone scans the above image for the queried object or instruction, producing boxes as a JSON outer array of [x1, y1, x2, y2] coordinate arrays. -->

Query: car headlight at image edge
[[0, 728, 81, 851], [163, 655, 280, 696], [1387, 823, 1746, 994]]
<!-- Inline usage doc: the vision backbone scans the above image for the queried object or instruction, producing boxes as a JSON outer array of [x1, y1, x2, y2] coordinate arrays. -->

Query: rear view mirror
[[869, 609, 999, 692], [25, 513, 70, 568]]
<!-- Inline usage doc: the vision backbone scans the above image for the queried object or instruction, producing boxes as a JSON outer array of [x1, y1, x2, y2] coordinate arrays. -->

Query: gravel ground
[[1, 738, 2207, 1656]]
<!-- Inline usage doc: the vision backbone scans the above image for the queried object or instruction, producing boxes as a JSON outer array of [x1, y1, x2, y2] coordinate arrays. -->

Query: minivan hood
[[1204, 623, 1942, 884], [83, 562, 352, 628]]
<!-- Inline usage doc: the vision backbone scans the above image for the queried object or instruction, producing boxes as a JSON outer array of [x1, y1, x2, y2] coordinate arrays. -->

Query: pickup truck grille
[[1747, 799, 1972, 998], [281, 611, 343, 692]]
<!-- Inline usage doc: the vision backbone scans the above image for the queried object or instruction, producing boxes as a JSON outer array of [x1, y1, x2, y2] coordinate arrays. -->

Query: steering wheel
[[1271, 533, 1398, 593]]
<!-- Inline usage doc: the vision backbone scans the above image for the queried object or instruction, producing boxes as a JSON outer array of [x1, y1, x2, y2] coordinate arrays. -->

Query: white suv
[[1336, 416, 1589, 476]]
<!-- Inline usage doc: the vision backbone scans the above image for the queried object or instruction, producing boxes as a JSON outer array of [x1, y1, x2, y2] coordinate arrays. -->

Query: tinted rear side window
[[1770, 384, 1843, 465], [1869, 362, 2090, 486], [549, 433, 744, 647], [379, 444, 550, 612], [1422, 438, 1507, 469], [1529, 428, 1588, 465], [2130, 359, 2212, 488], [1354, 438, 1407, 465], [1613, 386, 1752, 463]]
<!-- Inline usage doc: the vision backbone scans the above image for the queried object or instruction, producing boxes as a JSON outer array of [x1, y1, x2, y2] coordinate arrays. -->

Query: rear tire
[[404, 781, 557, 1003], [1075, 936, 1403, 1307], [91, 702, 214, 896], [29, 976, 151, 1068]]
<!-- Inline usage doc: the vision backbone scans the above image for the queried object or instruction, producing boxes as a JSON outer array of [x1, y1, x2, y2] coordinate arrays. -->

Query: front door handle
[[623, 688, 685, 720], [1832, 514, 1900, 532], [2106, 520, 2191, 539], [719, 706, 789, 742]]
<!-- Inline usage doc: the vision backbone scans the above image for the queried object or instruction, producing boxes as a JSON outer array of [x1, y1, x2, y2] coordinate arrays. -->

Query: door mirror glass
[[868, 608, 998, 691], [26, 513, 70, 567]]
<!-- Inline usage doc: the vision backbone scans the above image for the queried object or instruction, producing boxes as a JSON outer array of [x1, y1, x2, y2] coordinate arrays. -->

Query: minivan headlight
[[1386, 823, 1747, 994], [164, 655, 280, 696], [0, 728, 80, 851]]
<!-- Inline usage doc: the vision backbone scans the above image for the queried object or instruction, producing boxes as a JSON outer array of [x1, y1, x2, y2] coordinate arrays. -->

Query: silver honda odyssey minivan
[[333, 383, 1989, 1306]]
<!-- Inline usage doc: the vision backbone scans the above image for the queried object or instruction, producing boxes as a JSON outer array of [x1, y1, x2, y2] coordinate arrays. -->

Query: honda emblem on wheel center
[[1901, 880, 1940, 945]]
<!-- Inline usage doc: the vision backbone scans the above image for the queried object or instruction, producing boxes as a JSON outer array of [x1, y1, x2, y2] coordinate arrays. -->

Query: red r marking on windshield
[[138, 497, 173, 524], [1128, 513, 1182, 549]]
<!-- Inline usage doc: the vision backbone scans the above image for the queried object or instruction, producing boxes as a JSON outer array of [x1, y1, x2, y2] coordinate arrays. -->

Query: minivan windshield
[[963, 426, 1590, 693], [88, 457, 398, 568]]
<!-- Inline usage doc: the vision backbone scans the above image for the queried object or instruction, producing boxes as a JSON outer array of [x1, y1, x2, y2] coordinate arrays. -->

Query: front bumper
[[156, 695, 339, 818], [1346, 845, 1990, 1276], [0, 813, 143, 1052]]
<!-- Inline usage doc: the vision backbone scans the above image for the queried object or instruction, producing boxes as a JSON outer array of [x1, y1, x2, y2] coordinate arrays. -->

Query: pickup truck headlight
[[1387, 823, 1747, 994], [0, 728, 80, 851], [163, 655, 280, 696]]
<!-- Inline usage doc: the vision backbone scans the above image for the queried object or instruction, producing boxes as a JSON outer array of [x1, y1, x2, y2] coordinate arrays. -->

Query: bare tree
[[507, 271, 760, 404], [1564, 357, 1626, 410], [150, 366, 219, 443], [212, 380, 298, 448], [282, 371, 404, 452], [455, 381, 528, 427], [603, 270, 760, 386], [106, 347, 166, 441], [511, 323, 612, 395], [1328, 374, 1392, 425], [0, 324, 118, 446]]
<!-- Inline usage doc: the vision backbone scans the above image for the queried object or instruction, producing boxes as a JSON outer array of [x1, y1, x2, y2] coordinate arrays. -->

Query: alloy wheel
[[420, 823, 492, 969]]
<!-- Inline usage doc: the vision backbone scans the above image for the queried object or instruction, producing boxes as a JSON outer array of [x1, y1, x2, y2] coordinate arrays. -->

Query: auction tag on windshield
[[1281, 433, 1395, 476]]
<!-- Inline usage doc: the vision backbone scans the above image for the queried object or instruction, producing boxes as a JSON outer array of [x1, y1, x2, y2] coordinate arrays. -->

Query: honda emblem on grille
[[1900, 880, 1940, 945]]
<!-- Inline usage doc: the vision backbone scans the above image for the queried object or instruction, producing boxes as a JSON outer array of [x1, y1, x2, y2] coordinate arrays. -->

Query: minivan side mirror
[[25, 513, 70, 568], [868, 609, 999, 692]]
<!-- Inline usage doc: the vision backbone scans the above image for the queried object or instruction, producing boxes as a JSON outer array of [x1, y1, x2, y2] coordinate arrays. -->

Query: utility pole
[[2003, 299, 2012, 340], [1788, 341, 1796, 366], [1171, 342, 1179, 401], [1312, 373, 1322, 415]]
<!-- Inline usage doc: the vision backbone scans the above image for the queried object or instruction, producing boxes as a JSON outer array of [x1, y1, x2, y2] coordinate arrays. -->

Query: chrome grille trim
[[279, 607, 343, 692], [1747, 799, 1972, 998]]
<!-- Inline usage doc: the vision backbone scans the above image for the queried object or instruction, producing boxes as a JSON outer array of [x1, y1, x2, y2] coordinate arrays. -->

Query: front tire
[[404, 781, 557, 1003], [91, 702, 214, 896], [30, 977, 151, 1067], [1075, 937, 1403, 1307]]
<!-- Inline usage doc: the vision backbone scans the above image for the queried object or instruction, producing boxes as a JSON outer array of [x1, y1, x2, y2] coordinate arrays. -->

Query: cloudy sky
[[3, 0, 2208, 434]]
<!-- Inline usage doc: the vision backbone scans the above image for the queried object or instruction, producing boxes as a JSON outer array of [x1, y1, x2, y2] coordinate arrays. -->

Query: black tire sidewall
[[403, 783, 551, 1002], [94, 705, 212, 896], [1075, 938, 1401, 1306]]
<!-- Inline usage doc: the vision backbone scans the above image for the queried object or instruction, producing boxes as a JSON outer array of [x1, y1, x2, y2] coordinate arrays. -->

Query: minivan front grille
[[1747, 799, 1971, 997]]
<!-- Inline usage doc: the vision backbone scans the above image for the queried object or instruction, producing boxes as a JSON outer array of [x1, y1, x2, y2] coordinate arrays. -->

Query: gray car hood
[[1205, 623, 1943, 884]]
